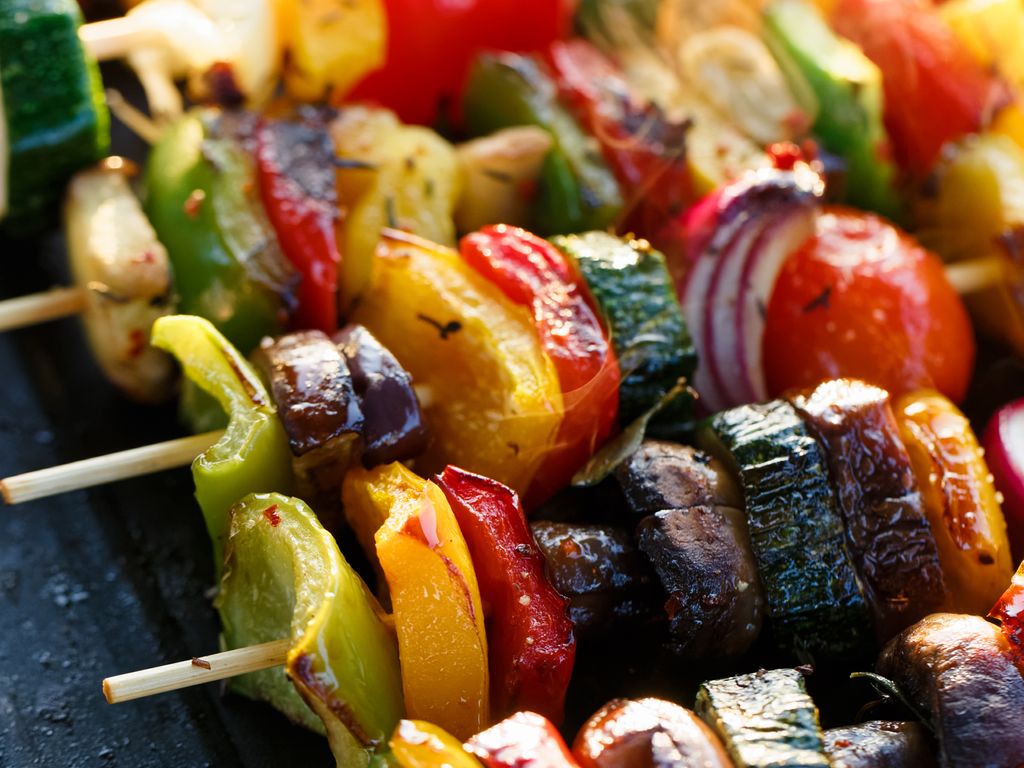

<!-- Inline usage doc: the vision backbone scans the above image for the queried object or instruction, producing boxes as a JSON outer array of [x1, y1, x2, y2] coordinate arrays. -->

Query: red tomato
[[348, 0, 576, 126], [763, 207, 975, 402], [460, 225, 620, 507], [832, 0, 1006, 176]]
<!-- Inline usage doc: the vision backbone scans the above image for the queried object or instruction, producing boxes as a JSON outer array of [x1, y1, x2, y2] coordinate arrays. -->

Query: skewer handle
[[0, 287, 87, 333], [944, 256, 1007, 297], [78, 17, 162, 62], [1, 430, 223, 505], [103, 638, 291, 704]]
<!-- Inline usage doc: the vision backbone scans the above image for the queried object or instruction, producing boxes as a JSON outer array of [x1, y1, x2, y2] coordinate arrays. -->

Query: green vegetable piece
[[151, 314, 293, 567], [697, 400, 873, 659], [218, 492, 403, 766], [0, 0, 109, 232], [764, 0, 901, 219], [552, 232, 695, 434], [695, 668, 830, 768], [144, 110, 294, 354], [463, 53, 622, 235]]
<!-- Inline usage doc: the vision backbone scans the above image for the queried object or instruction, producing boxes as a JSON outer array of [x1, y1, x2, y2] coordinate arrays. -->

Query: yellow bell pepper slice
[[941, 0, 1024, 87], [278, 0, 386, 103], [374, 473, 489, 739], [350, 231, 563, 495], [330, 107, 461, 310], [895, 390, 1014, 614], [389, 720, 484, 768], [992, 102, 1024, 153]]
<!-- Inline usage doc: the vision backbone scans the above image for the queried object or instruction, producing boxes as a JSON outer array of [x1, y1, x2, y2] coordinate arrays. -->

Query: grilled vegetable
[[876, 613, 1024, 768], [350, 230, 563, 496], [217, 493, 402, 766], [463, 52, 623, 235], [334, 324, 427, 468], [151, 315, 293, 567], [823, 721, 936, 768], [465, 711, 579, 768], [552, 232, 695, 432], [988, 560, 1024, 673], [390, 720, 483, 768], [460, 225, 620, 505], [573, 698, 733, 768], [894, 390, 1013, 614], [63, 161, 175, 403], [530, 521, 658, 638], [698, 400, 873, 659], [0, 0, 108, 232], [436, 466, 575, 724], [695, 668, 830, 768], [330, 106, 460, 311], [373, 468, 489, 739], [250, 330, 363, 504], [615, 441, 742, 518], [254, 112, 342, 334], [789, 379, 946, 639], [144, 110, 296, 354]]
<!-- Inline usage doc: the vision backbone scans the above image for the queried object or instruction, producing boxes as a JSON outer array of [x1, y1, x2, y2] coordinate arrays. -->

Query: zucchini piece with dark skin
[[695, 668, 830, 768], [0, 0, 109, 232], [789, 379, 946, 641], [697, 400, 873, 660], [462, 52, 622, 235], [573, 698, 733, 768], [552, 232, 696, 433], [530, 521, 659, 638], [876, 613, 1024, 768], [824, 721, 936, 768]]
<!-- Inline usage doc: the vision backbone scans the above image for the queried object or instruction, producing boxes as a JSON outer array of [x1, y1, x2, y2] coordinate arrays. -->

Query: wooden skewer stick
[[103, 638, 291, 704], [0, 287, 87, 333], [0, 430, 223, 505], [78, 16, 164, 62], [943, 255, 1008, 297]]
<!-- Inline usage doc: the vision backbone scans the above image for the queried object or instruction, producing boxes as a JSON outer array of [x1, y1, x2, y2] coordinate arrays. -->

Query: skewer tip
[[102, 678, 114, 705], [0, 480, 12, 506]]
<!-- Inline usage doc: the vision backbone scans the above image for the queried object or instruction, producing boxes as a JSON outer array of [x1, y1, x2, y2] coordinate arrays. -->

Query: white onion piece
[[735, 206, 817, 402]]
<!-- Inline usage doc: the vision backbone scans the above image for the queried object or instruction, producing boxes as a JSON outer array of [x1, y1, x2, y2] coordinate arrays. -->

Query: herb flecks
[[803, 285, 832, 313], [417, 314, 462, 340]]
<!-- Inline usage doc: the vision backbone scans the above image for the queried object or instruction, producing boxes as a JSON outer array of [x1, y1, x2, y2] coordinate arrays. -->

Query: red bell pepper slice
[[464, 711, 581, 768], [459, 225, 620, 506], [546, 39, 694, 263], [255, 117, 341, 333], [435, 466, 576, 725], [989, 560, 1024, 674], [832, 0, 1007, 177]]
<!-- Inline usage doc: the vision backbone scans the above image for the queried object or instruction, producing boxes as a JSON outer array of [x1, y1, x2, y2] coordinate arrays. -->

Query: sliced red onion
[[984, 398, 1024, 561]]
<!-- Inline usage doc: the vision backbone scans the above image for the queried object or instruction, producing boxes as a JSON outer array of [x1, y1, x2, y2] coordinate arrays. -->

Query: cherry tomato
[[832, 0, 1006, 177], [763, 207, 975, 403], [348, 0, 576, 126], [460, 225, 620, 507]]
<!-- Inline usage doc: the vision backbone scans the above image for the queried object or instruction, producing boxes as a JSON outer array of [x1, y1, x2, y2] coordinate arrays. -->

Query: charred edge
[[439, 552, 477, 625], [291, 654, 377, 747], [482, 168, 515, 184], [333, 157, 379, 171], [224, 354, 268, 407]]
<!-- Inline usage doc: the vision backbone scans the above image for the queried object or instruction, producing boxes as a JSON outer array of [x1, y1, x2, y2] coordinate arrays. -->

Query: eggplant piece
[[251, 330, 363, 500], [334, 324, 428, 467], [790, 379, 946, 640], [615, 440, 743, 518], [573, 698, 733, 768], [530, 521, 658, 637], [824, 721, 936, 768], [636, 505, 764, 658], [876, 613, 1024, 768], [695, 668, 830, 768]]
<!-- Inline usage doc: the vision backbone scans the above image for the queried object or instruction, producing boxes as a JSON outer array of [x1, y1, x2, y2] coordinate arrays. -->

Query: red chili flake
[[833, 739, 851, 748], [184, 190, 206, 218], [131, 249, 157, 265], [127, 329, 146, 360], [191, 657, 212, 670], [263, 504, 281, 527], [768, 142, 804, 171]]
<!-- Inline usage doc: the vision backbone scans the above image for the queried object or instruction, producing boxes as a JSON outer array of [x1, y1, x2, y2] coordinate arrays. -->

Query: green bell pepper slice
[[764, 0, 902, 220], [151, 315, 293, 567], [462, 52, 623, 236], [144, 109, 295, 354], [217, 492, 404, 767]]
